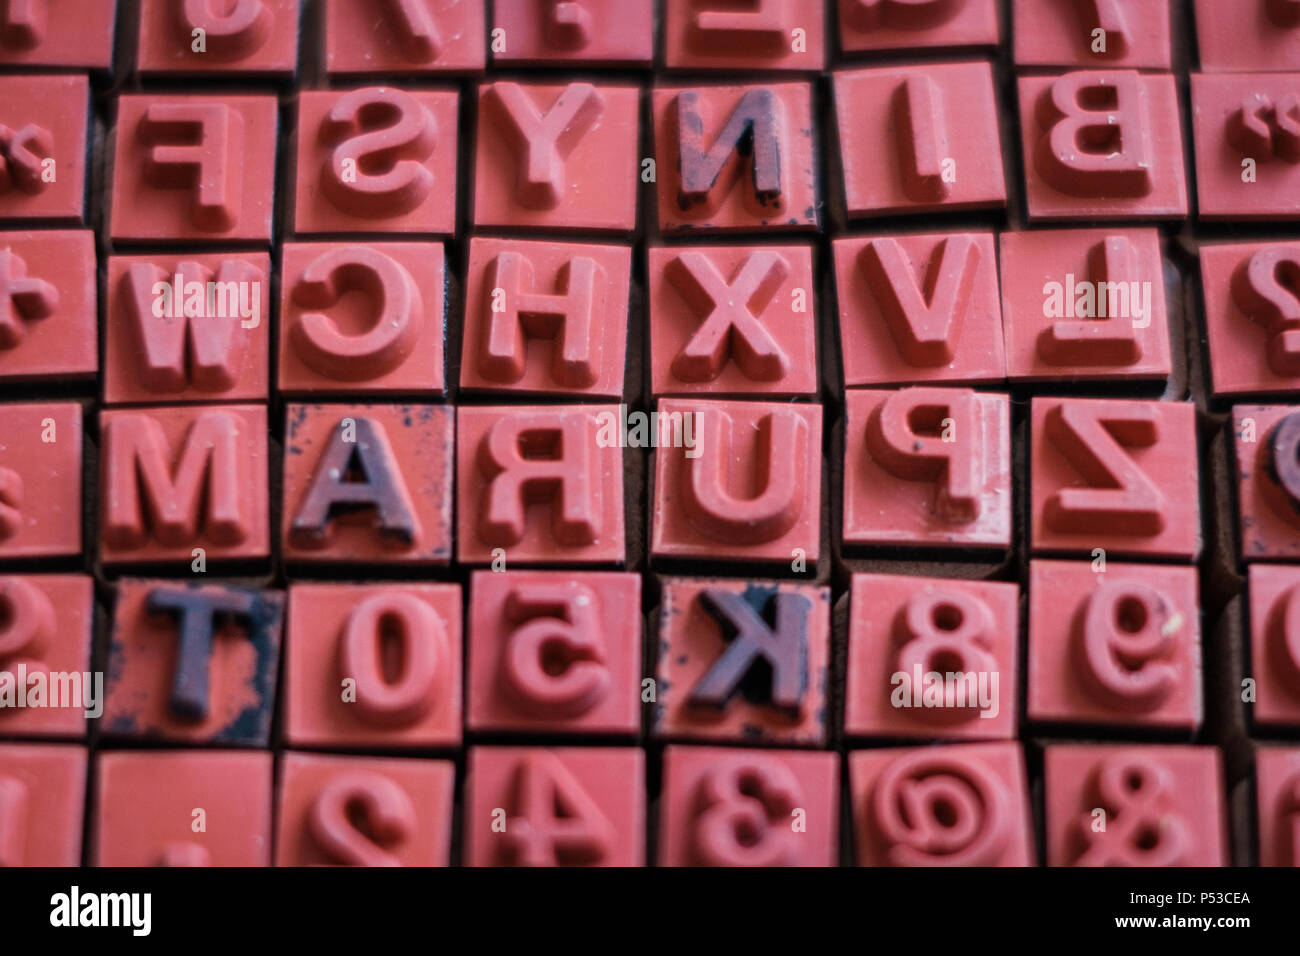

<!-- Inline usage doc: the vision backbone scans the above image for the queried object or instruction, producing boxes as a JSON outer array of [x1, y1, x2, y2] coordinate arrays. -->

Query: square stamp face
[[276, 752, 454, 866], [651, 398, 823, 564], [102, 580, 285, 748], [284, 583, 463, 749], [1247, 565, 1300, 729], [850, 741, 1034, 866], [474, 82, 639, 233], [1195, 0, 1300, 73], [1255, 747, 1300, 866], [0, 230, 96, 383], [0, 575, 94, 739], [95, 751, 273, 867], [652, 578, 831, 746], [1012, 0, 1172, 69], [1030, 397, 1200, 560], [1018, 71, 1188, 221], [1202, 242, 1300, 397], [653, 82, 817, 234], [658, 745, 838, 866], [325, 0, 486, 75], [136, 0, 300, 75], [294, 88, 458, 236], [663, 0, 826, 72], [456, 404, 626, 565], [464, 746, 644, 866], [0, 401, 82, 560], [282, 404, 453, 566], [648, 245, 817, 398], [467, 570, 641, 736], [843, 387, 1011, 550], [0, 0, 116, 69], [110, 94, 278, 243], [834, 62, 1006, 217], [278, 243, 445, 396], [838, 0, 999, 55], [1027, 559, 1202, 732], [460, 237, 630, 399], [493, 0, 653, 67], [99, 404, 270, 566], [1233, 405, 1300, 561], [845, 574, 1019, 741], [999, 228, 1171, 382], [832, 231, 1005, 387], [1043, 744, 1227, 866], [104, 252, 270, 405], [0, 74, 88, 223], [0, 743, 85, 866], [1192, 74, 1300, 221]]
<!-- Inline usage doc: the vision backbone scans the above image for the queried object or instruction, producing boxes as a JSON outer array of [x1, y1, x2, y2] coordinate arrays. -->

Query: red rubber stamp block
[[1192, 74, 1300, 220], [0, 401, 81, 560], [1255, 747, 1300, 866], [1203, 241, 1300, 397], [459, 237, 630, 399], [0, 743, 85, 866], [652, 578, 831, 746], [99, 404, 269, 565], [294, 88, 458, 236], [279, 243, 445, 395], [284, 583, 461, 749], [838, 0, 999, 55], [95, 750, 273, 867], [832, 231, 1005, 387], [1248, 565, 1300, 728], [843, 387, 1011, 550], [474, 81, 638, 233], [467, 570, 640, 736], [659, 745, 838, 866], [653, 82, 817, 233], [663, 0, 825, 72], [1044, 744, 1227, 866], [276, 752, 454, 866], [102, 579, 285, 747], [456, 404, 625, 565], [1030, 397, 1199, 560], [1027, 559, 1202, 732], [0, 74, 87, 223], [999, 228, 1171, 383], [1232, 405, 1300, 560], [464, 746, 644, 866], [651, 398, 822, 563], [0, 575, 93, 739], [1195, 0, 1300, 73], [0, 230, 96, 383], [282, 404, 453, 566], [1012, 0, 1172, 69], [492, 0, 653, 67], [850, 741, 1034, 866], [325, 0, 486, 75], [104, 252, 269, 404], [0, 0, 116, 69], [833, 62, 1007, 217], [648, 245, 817, 398], [109, 94, 277, 243], [845, 574, 1019, 740], [1017, 71, 1188, 221], [136, 0, 301, 76]]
